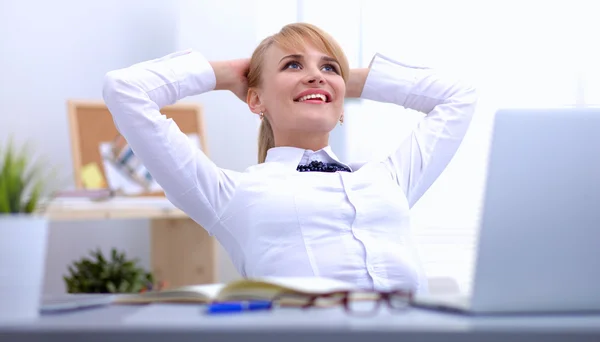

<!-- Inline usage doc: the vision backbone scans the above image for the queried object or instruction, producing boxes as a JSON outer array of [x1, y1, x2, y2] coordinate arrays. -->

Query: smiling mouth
[[294, 93, 330, 103]]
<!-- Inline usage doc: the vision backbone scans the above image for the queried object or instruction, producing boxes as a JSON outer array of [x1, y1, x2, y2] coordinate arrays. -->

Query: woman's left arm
[[347, 53, 478, 208]]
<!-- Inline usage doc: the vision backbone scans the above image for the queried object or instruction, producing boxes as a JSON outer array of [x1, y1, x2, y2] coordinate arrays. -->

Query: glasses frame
[[274, 289, 414, 316]]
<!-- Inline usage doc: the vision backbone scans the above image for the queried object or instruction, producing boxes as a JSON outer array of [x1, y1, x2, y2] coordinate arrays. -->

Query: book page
[[177, 283, 224, 299], [257, 277, 359, 294], [220, 277, 359, 298]]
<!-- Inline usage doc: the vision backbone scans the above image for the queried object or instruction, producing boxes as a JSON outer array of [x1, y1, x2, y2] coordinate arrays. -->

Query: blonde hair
[[248, 23, 350, 164]]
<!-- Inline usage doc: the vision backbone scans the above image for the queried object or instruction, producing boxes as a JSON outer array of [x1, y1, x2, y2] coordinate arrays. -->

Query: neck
[[274, 130, 330, 151]]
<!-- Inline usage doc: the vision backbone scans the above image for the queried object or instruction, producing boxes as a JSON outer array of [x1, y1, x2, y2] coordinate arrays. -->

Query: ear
[[246, 88, 264, 114]]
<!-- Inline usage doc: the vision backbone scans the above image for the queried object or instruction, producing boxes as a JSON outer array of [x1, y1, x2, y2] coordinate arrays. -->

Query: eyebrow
[[279, 54, 339, 65]]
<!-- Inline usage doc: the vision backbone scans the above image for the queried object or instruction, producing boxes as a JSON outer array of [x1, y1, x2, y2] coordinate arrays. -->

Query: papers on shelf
[[98, 134, 201, 196]]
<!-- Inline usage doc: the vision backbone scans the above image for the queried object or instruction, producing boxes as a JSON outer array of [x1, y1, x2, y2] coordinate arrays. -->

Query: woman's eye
[[286, 61, 302, 69], [322, 64, 338, 73]]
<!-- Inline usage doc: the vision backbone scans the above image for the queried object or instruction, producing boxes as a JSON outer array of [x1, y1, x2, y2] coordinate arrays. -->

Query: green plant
[[0, 138, 53, 214], [64, 248, 154, 293]]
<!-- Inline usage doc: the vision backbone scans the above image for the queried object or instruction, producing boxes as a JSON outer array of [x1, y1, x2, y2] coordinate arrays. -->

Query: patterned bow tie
[[297, 160, 351, 173]]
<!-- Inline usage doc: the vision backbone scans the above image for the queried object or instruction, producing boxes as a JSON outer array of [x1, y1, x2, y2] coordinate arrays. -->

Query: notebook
[[41, 294, 115, 313], [113, 276, 362, 305]]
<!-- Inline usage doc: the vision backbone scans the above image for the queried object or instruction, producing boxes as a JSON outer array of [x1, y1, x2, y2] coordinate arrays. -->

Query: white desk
[[1, 299, 599, 342], [44, 197, 217, 288]]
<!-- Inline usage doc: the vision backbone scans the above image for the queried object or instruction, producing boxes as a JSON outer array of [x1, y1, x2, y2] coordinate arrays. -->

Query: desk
[[1, 301, 599, 342], [44, 197, 217, 288]]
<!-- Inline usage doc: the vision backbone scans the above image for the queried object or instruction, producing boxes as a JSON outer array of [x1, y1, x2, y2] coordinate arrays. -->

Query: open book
[[113, 277, 363, 305]]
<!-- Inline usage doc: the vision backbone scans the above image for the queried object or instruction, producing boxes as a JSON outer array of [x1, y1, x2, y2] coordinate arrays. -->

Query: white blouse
[[102, 50, 477, 294]]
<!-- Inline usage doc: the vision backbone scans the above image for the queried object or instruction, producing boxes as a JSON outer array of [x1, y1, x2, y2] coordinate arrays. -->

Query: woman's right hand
[[210, 59, 250, 102]]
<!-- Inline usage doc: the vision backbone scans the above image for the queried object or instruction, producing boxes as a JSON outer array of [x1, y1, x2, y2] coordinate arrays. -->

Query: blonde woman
[[103, 23, 477, 294]]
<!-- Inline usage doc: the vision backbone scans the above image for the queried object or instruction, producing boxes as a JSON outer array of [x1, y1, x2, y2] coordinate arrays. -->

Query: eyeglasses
[[273, 289, 414, 316]]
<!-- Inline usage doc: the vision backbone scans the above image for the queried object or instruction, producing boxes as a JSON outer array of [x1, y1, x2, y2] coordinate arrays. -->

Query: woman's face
[[252, 43, 346, 136]]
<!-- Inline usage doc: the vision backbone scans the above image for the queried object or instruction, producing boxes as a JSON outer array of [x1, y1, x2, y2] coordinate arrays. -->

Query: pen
[[205, 300, 273, 314]]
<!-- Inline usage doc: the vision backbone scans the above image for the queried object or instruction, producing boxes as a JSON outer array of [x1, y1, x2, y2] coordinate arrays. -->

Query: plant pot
[[0, 215, 48, 322]]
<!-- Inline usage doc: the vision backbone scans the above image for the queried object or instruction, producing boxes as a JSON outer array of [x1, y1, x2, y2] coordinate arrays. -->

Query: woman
[[103, 23, 477, 294]]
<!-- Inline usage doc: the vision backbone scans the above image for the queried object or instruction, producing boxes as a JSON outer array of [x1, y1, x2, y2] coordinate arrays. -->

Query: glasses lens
[[346, 291, 380, 314], [387, 291, 411, 310]]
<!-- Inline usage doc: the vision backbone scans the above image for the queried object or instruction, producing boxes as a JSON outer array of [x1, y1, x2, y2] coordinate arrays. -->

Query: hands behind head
[[210, 58, 250, 103]]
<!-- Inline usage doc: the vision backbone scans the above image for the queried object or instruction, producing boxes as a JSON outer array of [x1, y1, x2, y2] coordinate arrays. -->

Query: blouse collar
[[264, 145, 353, 171]]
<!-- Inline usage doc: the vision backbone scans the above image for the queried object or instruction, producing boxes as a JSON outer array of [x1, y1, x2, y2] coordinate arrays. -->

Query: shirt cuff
[[163, 49, 218, 98], [360, 53, 431, 106]]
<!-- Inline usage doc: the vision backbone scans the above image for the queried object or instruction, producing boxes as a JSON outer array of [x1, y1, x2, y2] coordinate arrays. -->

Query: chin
[[295, 116, 338, 133]]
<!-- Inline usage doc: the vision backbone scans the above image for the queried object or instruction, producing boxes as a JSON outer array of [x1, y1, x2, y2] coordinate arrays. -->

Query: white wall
[[0, 0, 284, 293], [0, 0, 179, 294]]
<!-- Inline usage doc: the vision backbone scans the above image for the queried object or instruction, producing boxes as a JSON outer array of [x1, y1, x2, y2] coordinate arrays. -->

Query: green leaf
[[106, 282, 117, 293], [111, 248, 118, 262], [96, 248, 106, 265], [118, 280, 130, 293], [0, 178, 10, 213], [23, 178, 43, 213]]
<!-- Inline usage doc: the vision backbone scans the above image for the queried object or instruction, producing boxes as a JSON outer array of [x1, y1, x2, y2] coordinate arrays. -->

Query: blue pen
[[205, 301, 272, 314]]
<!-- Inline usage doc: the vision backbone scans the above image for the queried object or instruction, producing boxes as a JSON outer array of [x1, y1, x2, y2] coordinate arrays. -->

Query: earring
[[259, 112, 264, 120], [339, 115, 344, 126]]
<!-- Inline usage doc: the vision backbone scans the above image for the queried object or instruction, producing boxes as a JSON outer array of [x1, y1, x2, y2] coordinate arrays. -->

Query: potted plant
[[0, 139, 55, 321], [64, 248, 156, 294]]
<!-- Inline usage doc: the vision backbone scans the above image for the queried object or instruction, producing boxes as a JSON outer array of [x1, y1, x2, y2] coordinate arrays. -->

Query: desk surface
[[1, 299, 600, 342], [44, 197, 187, 220]]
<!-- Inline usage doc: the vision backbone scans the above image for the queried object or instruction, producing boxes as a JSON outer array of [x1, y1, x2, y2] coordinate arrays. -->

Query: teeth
[[297, 93, 327, 102]]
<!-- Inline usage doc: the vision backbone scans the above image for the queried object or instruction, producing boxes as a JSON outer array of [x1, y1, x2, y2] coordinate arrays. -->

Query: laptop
[[412, 108, 600, 314]]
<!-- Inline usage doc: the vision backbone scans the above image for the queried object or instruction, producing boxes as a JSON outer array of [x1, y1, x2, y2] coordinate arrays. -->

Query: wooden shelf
[[43, 197, 217, 288], [44, 197, 188, 221]]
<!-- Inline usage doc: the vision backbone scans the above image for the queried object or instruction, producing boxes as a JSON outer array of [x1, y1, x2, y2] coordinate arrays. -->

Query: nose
[[303, 67, 326, 85], [307, 77, 325, 84], [308, 75, 325, 84]]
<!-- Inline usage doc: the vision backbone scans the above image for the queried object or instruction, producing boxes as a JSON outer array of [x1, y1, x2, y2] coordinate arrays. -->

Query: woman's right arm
[[102, 50, 241, 232]]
